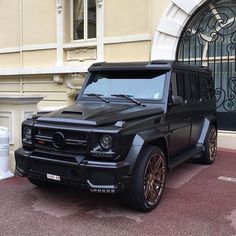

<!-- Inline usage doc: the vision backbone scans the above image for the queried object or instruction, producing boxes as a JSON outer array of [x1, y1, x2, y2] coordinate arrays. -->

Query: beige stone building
[[0, 0, 164, 108], [0, 0, 235, 169]]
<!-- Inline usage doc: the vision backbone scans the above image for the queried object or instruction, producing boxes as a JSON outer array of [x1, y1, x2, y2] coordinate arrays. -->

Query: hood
[[37, 102, 164, 126]]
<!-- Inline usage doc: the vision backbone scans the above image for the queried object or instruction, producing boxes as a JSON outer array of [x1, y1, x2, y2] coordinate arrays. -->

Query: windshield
[[83, 70, 167, 101]]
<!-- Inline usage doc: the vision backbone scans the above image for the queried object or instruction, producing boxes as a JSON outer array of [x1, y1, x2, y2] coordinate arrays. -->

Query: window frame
[[171, 71, 187, 103], [70, 0, 97, 42]]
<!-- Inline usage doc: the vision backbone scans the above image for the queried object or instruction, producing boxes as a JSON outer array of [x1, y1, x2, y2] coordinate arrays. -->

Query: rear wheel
[[122, 146, 167, 212], [199, 125, 217, 164]]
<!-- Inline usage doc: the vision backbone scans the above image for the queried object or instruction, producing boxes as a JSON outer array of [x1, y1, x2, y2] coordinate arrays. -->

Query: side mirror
[[171, 95, 184, 106]]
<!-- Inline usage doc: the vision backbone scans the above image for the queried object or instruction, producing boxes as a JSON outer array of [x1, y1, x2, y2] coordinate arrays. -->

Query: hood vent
[[61, 111, 83, 116]]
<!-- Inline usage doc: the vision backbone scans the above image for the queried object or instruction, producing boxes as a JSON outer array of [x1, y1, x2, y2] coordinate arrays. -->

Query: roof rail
[[151, 60, 174, 65], [91, 62, 104, 67], [197, 65, 212, 71]]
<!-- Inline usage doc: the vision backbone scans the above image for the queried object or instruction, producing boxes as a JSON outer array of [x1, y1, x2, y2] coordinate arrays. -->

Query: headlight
[[23, 127, 32, 140], [99, 134, 112, 150]]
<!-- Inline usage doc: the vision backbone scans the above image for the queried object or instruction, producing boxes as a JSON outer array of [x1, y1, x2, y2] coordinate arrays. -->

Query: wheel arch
[[210, 118, 217, 130], [198, 115, 217, 146], [145, 137, 169, 167], [126, 134, 169, 174]]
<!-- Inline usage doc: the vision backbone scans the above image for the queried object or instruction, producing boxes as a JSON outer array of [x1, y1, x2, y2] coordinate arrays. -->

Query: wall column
[[56, 0, 64, 66], [96, 0, 105, 62]]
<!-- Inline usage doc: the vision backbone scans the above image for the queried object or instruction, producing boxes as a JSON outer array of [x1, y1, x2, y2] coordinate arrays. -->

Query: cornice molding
[[0, 34, 151, 54], [0, 94, 44, 105], [0, 64, 93, 76]]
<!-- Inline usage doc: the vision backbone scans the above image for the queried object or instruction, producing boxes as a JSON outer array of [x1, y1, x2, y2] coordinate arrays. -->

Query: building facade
[[0, 0, 162, 109], [0, 0, 235, 169]]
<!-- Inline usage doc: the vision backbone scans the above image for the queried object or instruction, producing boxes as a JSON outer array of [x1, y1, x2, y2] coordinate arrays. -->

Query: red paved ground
[[0, 151, 235, 236]]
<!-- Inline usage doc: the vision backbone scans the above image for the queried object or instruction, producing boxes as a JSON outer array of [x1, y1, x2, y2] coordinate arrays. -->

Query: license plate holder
[[46, 173, 61, 181]]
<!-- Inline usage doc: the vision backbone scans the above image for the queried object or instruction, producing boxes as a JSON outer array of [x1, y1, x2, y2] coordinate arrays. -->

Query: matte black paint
[[15, 61, 216, 192]]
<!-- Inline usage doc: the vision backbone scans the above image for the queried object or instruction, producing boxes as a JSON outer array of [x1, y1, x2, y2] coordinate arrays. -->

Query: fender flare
[[125, 134, 168, 175], [197, 115, 217, 147]]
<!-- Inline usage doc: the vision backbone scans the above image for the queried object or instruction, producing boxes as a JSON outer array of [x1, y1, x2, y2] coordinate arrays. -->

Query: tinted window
[[171, 72, 186, 101], [187, 74, 201, 102], [200, 76, 214, 100]]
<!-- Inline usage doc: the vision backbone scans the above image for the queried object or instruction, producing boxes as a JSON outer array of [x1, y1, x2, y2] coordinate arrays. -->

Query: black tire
[[199, 125, 217, 164], [122, 146, 167, 212], [27, 177, 52, 188]]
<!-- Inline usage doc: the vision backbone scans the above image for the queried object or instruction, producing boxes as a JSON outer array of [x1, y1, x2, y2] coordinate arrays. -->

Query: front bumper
[[15, 148, 131, 193]]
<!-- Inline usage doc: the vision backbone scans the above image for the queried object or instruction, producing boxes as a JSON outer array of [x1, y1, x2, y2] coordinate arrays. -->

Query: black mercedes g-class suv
[[15, 61, 217, 212]]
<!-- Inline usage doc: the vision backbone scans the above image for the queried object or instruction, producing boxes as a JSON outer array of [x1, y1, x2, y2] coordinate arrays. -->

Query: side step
[[168, 146, 203, 170]]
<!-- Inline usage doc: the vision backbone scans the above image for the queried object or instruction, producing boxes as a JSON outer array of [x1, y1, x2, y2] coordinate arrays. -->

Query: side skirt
[[168, 146, 203, 170]]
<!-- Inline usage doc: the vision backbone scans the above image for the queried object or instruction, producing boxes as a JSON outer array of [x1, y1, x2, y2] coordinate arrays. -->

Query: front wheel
[[122, 146, 167, 212]]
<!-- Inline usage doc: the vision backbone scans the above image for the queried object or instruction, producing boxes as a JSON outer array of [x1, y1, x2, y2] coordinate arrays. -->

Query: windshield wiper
[[84, 93, 110, 103], [111, 94, 142, 106]]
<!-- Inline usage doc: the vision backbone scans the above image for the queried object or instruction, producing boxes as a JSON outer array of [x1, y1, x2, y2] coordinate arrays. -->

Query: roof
[[88, 61, 212, 74]]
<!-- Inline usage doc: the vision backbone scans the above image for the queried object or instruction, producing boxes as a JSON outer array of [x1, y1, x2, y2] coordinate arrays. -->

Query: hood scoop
[[61, 111, 83, 116]]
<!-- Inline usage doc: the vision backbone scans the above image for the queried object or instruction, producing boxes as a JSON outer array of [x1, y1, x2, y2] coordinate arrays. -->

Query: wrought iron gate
[[177, 0, 236, 130]]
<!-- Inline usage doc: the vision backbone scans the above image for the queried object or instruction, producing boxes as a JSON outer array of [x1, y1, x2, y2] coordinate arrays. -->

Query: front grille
[[34, 128, 88, 154], [32, 150, 78, 164]]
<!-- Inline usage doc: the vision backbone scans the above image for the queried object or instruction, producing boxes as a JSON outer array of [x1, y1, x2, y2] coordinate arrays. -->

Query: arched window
[[177, 0, 236, 129]]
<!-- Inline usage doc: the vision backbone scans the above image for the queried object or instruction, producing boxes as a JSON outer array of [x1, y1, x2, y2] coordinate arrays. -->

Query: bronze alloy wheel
[[143, 153, 166, 206], [208, 127, 217, 161], [122, 146, 166, 211], [198, 125, 217, 165]]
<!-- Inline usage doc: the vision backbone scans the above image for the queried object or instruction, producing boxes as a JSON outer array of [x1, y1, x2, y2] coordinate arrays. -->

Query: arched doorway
[[177, 0, 236, 130]]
